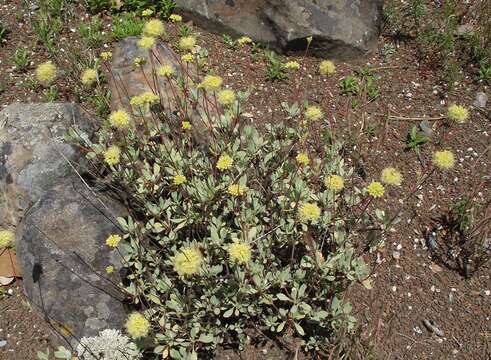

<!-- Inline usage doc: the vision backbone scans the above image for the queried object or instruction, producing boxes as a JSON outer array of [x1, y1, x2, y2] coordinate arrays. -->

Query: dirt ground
[[0, 0, 490, 359]]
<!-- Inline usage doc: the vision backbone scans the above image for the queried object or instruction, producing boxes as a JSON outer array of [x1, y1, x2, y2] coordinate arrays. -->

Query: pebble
[[473, 92, 488, 108], [0, 340, 6, 348]]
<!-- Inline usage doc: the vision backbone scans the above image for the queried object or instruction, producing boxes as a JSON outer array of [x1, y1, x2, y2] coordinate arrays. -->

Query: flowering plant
[[72, 22, 392, 359]]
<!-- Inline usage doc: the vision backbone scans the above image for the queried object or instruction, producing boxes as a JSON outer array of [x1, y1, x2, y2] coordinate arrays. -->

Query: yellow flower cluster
[[173, 174, 187, 185], [325, 174, 344, 192], [179, 36, 196, 51], [125, 312, 150, 339], [169, 14, 182, 22], [100, 51, 112, 61], [381, 167, 403, 186], [130, 92, 160, 107], [305, 106, 323, 121], [104, 145, 121, 166], [296, 152, 310, 166], [447, 104, 469, 123], [0, 230, 14, 248], [199, 75, 223, 91], [227, 184, 247, 196], [142, 9, 153, 17], [319, 60, 336, 75], [228, 242, 252, 264], [158, 64, 174, 77], [133, 57, 146, 67], [433, 150, 455, 170], [217, 89, 236, 105], [216, 154, 233, 171], [284, 61, 300, 70], [182, 121, 192, 130], [105, 234, 122, 247], [299, 203, 321, 223], [173, 247, 202, 276], [237, 36, 252, 46], [181, 53, 193, 62], [81, 68, 97, 86], [366, 181, 385, 198], [143, 19, 165, 37], [36, 61, 57, 85], [138, 36, 155, 49], [105, 265, 114, 274], [109, 109, 131, 129]]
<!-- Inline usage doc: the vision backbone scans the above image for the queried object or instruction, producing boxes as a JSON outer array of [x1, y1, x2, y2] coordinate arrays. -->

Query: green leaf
[[199, 334, 214, 343], [223, 308, 234, 318], [276, 293, 290, 302], [294, 322, 305, 336]]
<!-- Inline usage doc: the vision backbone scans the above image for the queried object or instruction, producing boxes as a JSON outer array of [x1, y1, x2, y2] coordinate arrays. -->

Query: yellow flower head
[[181, 53, 193, 63], [138, 36, 155, 49], [216, 154, 233, 171], [100, 51, 112, 61], [299, 203, 321, 223], [0, 230, 14, 248], [227, 184, 247, 196], [284, 61, 300, 71], [199, 75, 223, 91], [182, 121, 192, 130], [366, 181, 385, 198], [433, 150, 455, 170], [173, 174, 187, 185], [173, 247, 202, 276], [169, 14, 182, 22], [381, 167, 403, 186], [105, 234, 122, 247], [125, 312, 150, 339], [130, 92, 160, 107], [179, 36, 196, 51], [81, 68, 97, 86], [305, 106, 323, 121], [158, 63, 174, 77], [109, 109, 131, 129], [237, 36, 252, 46], [141, 9, 153, 17], [325, 174, 344, 192], [217, 89, 236, 106], [104, 145, 121, 166], [319, 60, 336, 75], [105, 265, 114, 274], [228, 242, 252, 264], [36, 61, 57, 85], [296, 152, 310, 166], [134, 57, 146, 66], [143, 19, 165, 37], [447, 104, 469, 123]]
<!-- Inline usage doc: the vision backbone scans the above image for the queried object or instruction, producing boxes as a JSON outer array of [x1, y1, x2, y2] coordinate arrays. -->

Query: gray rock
[[175, 0, 383, 58], [473, 92, 488, 108], [16, 179, 127, 348], [0, 103, 93, 228]]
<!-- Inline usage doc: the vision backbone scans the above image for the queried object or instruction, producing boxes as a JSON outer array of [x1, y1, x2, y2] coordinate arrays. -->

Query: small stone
[[473, 92, 487, 108], [0, 340, 6, 347]]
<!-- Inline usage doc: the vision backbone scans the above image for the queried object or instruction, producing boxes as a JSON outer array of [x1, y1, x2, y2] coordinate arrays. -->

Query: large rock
[[175, 0, 383, 58], [16, 179, 127, 348], [0, 103, 93, 228], [109, 37, 213, 143]]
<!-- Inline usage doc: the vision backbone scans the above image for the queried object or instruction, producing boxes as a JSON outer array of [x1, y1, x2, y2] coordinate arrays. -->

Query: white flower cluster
[[77, 329, 141, 360]]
